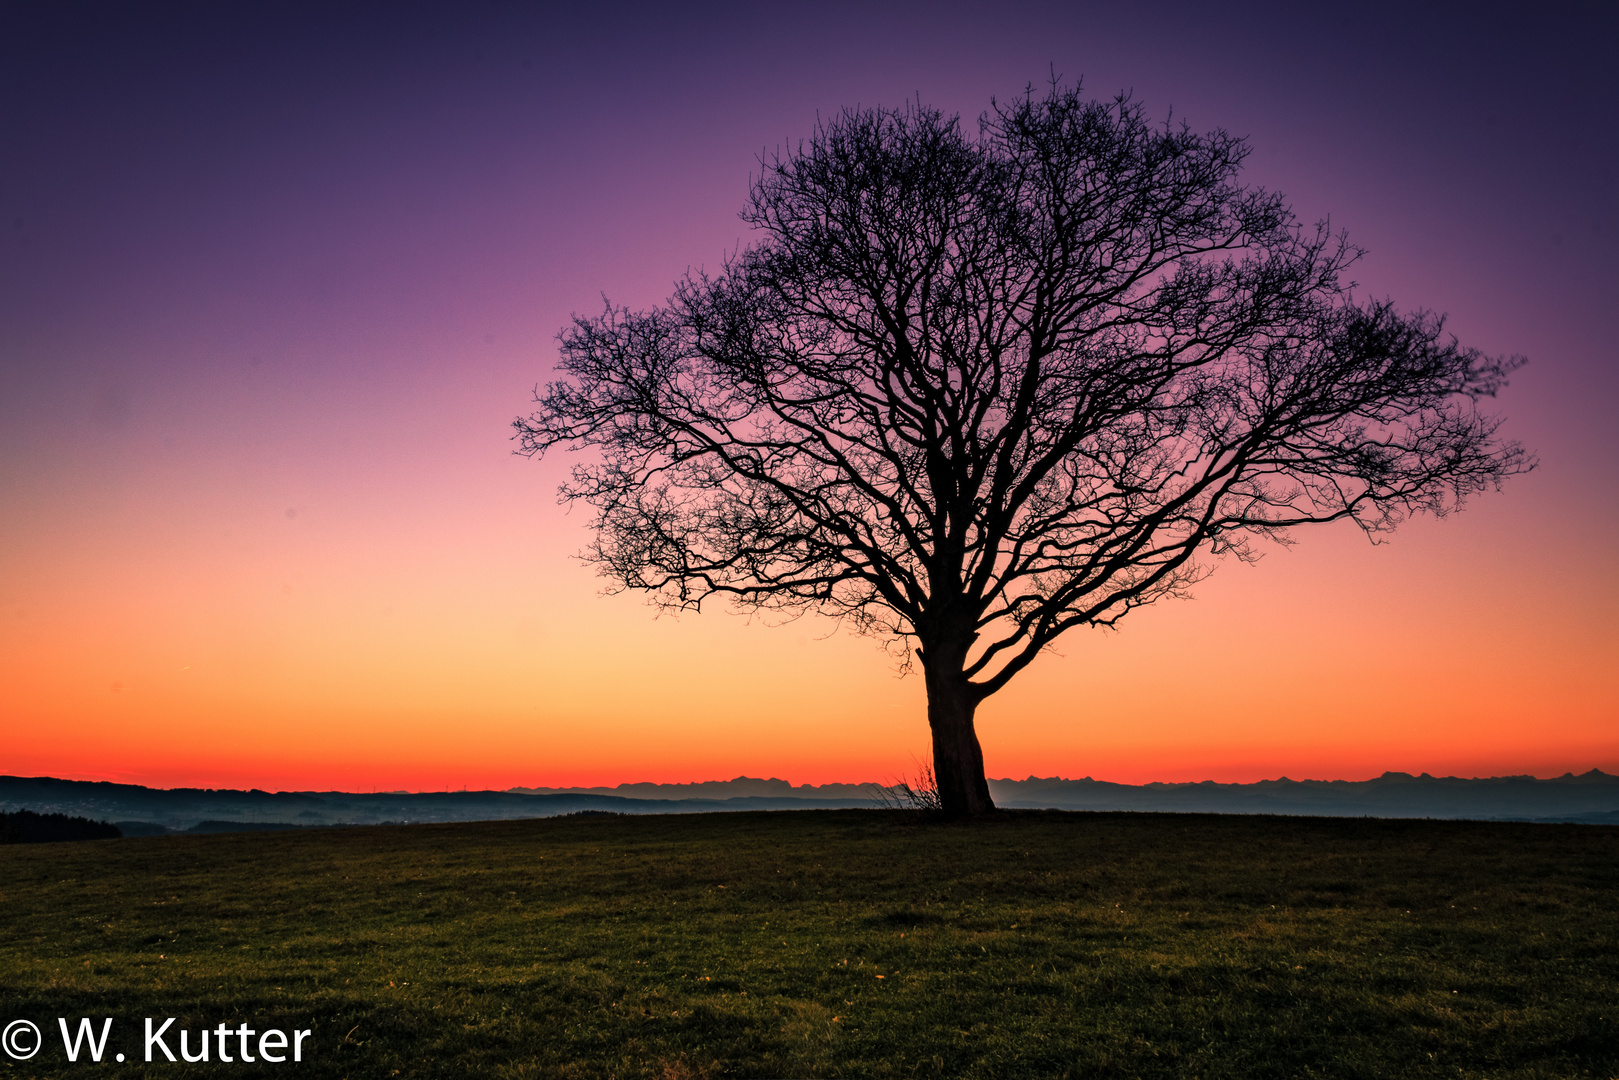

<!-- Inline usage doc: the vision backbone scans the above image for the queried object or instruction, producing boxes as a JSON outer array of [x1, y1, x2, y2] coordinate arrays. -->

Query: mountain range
[[2, 770, 1615, 834]]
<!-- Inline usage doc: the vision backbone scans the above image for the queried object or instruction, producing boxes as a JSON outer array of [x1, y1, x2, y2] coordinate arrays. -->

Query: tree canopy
[[516, 84, 1530, 817]]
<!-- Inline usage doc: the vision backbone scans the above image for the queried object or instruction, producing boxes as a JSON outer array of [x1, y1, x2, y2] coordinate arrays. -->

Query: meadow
[[1, 809, 1614, 1079]]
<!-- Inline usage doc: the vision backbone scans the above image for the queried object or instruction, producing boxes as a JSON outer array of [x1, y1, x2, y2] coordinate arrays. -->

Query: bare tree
[[516, 83, 1531, 818]]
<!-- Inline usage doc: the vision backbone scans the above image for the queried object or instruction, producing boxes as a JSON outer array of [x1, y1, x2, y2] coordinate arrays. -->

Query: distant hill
[[1, 771, 1614, 833], [0, 774, 877, 832], [517, 771, 1619, 822], [987, 770, 1619, 822], [510, 777, 880, 800]]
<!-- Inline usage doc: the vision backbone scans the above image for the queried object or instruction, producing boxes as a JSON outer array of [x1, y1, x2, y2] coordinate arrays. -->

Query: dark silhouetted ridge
[[1, 808, 121, 843], [2, 771, 1615, 831]]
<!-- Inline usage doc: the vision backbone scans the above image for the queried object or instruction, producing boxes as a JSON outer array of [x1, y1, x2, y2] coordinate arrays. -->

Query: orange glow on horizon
[[6, 474, 1613, 793]]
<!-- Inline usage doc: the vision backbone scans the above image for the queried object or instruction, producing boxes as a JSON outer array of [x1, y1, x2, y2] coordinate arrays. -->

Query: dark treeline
[[0, 809, 121, 843]]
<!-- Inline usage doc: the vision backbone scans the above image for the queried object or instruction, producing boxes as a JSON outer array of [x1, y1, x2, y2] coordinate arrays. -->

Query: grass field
[[1, 810, 1615, 1079]]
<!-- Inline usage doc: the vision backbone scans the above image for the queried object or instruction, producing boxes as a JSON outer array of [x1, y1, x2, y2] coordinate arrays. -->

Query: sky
[[2, 0, 1614, 792]]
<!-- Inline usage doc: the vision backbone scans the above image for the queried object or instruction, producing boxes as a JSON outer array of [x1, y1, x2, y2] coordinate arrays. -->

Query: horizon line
[[5, 768, 1615, 798]]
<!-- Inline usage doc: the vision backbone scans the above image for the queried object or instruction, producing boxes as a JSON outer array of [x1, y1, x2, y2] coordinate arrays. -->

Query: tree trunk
[[924, 651, 995, 818]]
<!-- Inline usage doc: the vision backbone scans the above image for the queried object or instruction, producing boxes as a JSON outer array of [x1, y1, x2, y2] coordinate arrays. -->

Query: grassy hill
[[1, 810, 1614, 1078]]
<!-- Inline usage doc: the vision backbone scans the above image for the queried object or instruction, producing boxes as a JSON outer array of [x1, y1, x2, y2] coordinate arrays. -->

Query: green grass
[[1, 810, 1616, 1078]]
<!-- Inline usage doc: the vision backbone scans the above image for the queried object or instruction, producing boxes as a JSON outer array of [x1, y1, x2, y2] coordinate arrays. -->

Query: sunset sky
[[2, 1, 1614, 792]]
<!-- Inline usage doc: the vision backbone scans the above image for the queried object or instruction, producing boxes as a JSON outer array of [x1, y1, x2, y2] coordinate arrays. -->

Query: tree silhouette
[[516, 83, 1531, 817]]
